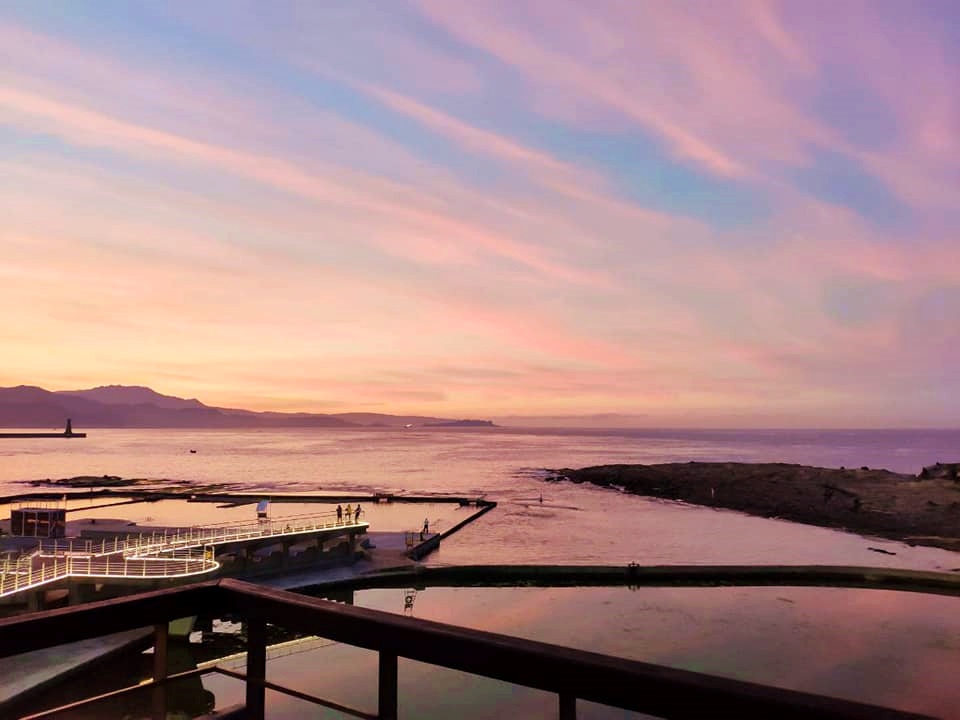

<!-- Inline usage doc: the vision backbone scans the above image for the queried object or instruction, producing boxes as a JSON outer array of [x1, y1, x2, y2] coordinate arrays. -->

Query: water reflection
[[7, 651, 219, 719], [22, 583, 959, 719], [353, 585, 959, 718]]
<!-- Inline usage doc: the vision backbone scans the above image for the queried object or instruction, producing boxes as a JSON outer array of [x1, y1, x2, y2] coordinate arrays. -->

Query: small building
[[256, 499, 270, 519], [920, 462, 959, 480], [11, 507, 66, 538]]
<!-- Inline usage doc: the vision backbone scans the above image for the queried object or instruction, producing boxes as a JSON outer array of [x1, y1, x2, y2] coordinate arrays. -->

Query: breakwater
[[0, 432, 86, 439]]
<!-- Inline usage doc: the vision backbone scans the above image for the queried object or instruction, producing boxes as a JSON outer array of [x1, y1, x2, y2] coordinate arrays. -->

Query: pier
[[0, 492, 498, 610], [0, 419, 86, 439], [0, 511, 369, 606]]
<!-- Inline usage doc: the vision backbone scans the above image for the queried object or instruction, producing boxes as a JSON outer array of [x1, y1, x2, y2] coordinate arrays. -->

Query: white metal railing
[[35, 510, 365, 558], [0, 551, 218, 597], [1, 510, 367, 599]]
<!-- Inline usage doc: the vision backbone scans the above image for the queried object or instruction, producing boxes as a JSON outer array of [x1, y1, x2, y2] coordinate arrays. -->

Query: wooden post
[[246, 617, 267, 720], [151, 623, 169, 720], [152, 623, 169, 682], [559, 693, 576, 720], [379, 651, 398, 720]]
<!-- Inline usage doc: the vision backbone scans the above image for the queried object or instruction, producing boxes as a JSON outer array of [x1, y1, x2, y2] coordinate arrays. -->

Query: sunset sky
[[1, 1, 958, 427]]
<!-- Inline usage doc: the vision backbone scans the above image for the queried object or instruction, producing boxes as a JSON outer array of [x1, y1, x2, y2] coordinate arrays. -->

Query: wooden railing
[[0, 577, 935, 719]]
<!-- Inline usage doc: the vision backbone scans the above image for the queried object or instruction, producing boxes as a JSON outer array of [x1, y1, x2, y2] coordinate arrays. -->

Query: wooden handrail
[[0, 576, 937, 719], [216, 578, 931, 720], [0, 581, 221, 657]]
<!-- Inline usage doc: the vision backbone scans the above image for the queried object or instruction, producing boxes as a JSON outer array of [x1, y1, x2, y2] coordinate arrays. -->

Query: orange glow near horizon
[[1, 3, 958, 427]]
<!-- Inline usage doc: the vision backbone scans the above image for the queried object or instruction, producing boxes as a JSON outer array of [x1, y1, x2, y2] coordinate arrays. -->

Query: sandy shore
[[546, 462, 960, 552]]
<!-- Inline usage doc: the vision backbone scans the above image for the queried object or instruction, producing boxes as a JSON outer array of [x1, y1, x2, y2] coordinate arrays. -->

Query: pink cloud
[[0, 19, 636, 291], [360, 83, 576, 176], [1, 199, 635, 414], [413, 0, 959, 219], [0, 84, 611, 287], [744, 0, 816, 76], [354, 81, 697, 236], [2, 8, 957, 423], [415, 0, 749, 177]]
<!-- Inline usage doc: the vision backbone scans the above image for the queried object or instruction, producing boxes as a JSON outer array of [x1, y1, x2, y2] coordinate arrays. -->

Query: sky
[[0, 1, 958, 427]]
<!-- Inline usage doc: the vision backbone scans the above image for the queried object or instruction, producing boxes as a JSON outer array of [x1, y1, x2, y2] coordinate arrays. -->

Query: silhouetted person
[[354, 504, 362, 523], [65, 419, 73, 436], [345, 504, 353, 524], [336, 504, 343, 523]]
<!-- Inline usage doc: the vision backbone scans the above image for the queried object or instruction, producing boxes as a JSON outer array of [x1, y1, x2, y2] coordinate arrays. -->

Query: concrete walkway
[[0, 626, 153, 707], [261, 531, 418, 591]]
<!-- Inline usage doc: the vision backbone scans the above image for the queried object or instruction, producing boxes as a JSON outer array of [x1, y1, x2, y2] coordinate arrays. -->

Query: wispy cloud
[[1, 2, 957, 425]]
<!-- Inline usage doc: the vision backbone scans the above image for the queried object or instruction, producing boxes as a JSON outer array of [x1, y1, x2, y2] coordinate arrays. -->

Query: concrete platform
[[262, 531, 419, 591], [0, 626, 152, 708]]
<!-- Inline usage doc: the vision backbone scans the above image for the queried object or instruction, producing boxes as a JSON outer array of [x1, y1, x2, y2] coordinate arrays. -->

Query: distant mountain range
[[0, 385, 495, 429]]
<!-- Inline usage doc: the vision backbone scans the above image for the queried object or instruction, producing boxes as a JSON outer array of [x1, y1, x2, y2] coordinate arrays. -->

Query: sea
[[3, 426, 959, 568], [3, 426, 959, 718]]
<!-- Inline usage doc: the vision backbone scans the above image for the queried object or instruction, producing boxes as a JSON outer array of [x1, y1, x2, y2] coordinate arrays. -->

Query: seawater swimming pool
[[20, 582, 959, 719]]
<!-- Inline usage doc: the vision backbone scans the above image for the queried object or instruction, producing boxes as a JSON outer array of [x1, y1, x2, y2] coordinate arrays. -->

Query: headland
[[546, 462, 960, 551]]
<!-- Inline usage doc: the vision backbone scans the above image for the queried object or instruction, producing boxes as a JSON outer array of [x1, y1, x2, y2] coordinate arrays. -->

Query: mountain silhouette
[[0, 385, 490, 429], [56, 385, 205, 410]]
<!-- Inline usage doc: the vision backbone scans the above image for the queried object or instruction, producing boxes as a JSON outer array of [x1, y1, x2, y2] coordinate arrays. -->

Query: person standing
[[345, 504, 353, 524], [336, 504, 343, 523], [354, 504, 362, 523]]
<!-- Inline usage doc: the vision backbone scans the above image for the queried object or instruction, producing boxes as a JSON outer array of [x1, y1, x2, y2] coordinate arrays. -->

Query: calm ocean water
[[2, 426, 959, 569], [6, 427, 960, 717], [2, 426, 958, 489]]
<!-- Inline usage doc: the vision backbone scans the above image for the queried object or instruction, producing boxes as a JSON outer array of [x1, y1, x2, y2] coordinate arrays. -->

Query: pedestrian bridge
[[0, 511, 368, 599]]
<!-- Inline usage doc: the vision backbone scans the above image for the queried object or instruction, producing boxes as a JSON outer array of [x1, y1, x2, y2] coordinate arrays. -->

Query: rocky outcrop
[[546, 462, 960, 551]]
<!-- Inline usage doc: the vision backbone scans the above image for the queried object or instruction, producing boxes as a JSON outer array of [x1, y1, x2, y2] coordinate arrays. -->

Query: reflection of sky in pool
[[16, 578, 960, 718], [248, 585, 958, 719]]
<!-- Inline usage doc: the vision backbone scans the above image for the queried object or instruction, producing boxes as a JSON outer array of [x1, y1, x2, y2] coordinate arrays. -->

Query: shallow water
[[2, 427, 960, 571]]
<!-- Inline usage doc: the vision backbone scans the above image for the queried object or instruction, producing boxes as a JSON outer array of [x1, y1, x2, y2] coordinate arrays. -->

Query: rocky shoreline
[[546, 462, 960, 552]]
